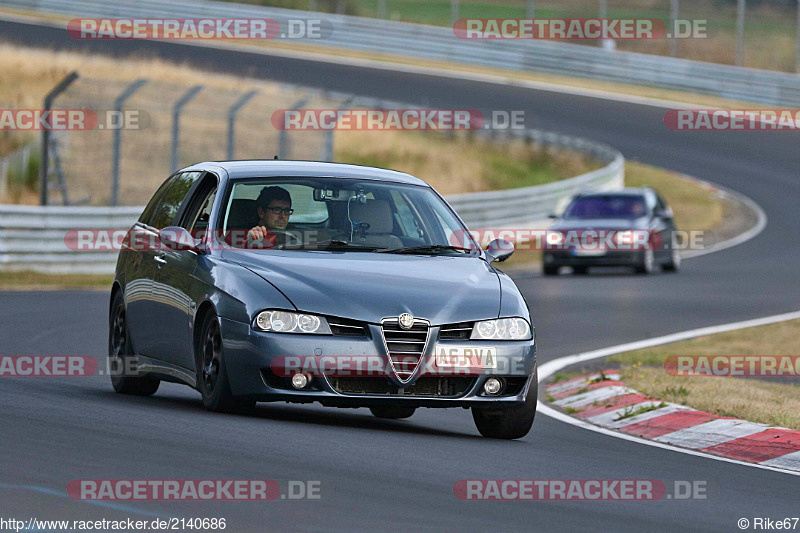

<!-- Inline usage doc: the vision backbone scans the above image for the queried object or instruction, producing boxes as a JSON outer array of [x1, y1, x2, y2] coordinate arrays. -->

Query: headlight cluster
[[253, 310, 332, 334], [615, 230, 635, 245], [471, 318, 532, 341]]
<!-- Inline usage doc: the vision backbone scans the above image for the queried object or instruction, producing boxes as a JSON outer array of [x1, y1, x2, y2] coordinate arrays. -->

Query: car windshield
[[219, 176, 478, 254], [562, 195, 648, 219]]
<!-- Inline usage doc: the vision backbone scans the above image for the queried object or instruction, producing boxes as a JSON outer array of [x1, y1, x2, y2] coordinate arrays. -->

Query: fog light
[[483, 377, 503, 395], [291, 373, 309, 390]]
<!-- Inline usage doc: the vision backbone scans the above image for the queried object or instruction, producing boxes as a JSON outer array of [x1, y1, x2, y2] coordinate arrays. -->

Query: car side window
[[149, 172, 203, 230], [139, 175, 176, 225], [179, 175, 217, 233]]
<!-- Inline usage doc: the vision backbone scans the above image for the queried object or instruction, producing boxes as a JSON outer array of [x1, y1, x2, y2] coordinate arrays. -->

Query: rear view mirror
[[485, 238, 515, 263]]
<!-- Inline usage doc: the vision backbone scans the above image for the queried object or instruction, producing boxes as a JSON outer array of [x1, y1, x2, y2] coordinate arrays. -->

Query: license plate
[[571, 249, 606, 257], [435, 346, 497, 369]]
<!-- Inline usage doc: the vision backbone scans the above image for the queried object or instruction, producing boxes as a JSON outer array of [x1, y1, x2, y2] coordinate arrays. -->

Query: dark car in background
[[109, 161, 537, 439], [543, 187, 680, 275]]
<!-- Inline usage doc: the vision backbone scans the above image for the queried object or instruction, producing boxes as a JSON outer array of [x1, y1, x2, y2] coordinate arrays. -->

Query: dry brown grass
[[0, 270, 113, 290], [610, 319, 800, 430]]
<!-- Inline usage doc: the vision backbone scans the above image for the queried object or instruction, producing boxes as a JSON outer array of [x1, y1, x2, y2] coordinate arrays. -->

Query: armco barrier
[[0, 128, 623, 275], [0, 0, 799, 106]]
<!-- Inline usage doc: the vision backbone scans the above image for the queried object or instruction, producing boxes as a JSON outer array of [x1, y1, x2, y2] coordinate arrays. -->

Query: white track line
[[537, 309, 800, 477]]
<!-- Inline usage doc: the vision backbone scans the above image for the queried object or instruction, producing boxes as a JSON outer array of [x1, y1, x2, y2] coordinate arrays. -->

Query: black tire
[[634, 250, 655, 275], [197, 310, 255, 413], [662, 247, 681, 272], [108, 291, 160, 396], [572, 266, 588, 275], [472, 376, 537, 439], [543, 265, 559, 276], [369, 406, 416, 419]]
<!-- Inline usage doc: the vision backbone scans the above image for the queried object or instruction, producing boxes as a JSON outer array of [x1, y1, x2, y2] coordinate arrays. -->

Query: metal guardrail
[[0, 128, 623, 274], [1, 0, 800, 106]]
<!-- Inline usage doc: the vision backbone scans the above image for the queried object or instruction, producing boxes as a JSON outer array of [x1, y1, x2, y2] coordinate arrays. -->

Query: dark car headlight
[[471, 318, 533, 341], [253, 310, 332, 334]]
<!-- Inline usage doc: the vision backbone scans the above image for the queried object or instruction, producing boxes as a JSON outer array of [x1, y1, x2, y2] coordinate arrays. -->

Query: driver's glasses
[[267, 207, 294, 215]]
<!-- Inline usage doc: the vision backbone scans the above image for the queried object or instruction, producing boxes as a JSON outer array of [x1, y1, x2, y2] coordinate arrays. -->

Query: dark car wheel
[[109, 292, 160, 396], [543, 265, 559, 276], [572, 266, 588, 275], [662, 248, 681, 272], [634, 249, 655, 274], [472, 376, 537, 439], [197, 310, 255, 413], [369, 406, 416, 419]]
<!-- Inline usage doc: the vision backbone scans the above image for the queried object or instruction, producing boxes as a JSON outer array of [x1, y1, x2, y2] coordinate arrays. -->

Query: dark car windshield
[[219, 176, 478, 254], [562, 195, 648, 219]]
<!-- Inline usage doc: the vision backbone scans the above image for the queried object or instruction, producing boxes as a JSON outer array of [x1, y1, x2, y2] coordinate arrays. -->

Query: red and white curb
[[546, 370, 800, 472]]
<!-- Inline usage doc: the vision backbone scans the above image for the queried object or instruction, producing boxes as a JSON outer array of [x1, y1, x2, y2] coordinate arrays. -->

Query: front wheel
[[543, 265, 559, 276], [108, 291, 160, 396], [634, 250, 655, 275], [662, 247, 681, 272], [197, 310, 255, 413], [369, 406, 416, 419], [472, 376, 537, 439]]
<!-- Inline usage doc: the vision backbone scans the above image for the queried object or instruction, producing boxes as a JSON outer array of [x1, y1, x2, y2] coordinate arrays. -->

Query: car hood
[[221, 249, 502, 325], [550, 217, 648, 231]]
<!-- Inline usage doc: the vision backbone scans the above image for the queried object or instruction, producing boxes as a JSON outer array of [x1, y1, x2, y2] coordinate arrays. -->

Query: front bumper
[[219, 318, 537, 407], [544, 249, 647, 267]]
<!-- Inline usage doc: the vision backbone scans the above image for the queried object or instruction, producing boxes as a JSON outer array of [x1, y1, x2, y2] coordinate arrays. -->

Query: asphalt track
[[1, 18, 799, 532]]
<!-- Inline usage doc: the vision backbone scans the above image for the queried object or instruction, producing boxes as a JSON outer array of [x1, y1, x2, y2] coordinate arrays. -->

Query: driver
[[246, 186, 294, 247]]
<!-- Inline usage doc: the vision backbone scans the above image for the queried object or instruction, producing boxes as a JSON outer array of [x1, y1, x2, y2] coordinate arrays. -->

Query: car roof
[[182, 160, 430, 187]]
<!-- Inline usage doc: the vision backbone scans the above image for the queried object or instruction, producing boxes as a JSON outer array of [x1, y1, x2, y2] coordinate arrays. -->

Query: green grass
[[614, 401, 667, 421], [0, 271, 113, 290]]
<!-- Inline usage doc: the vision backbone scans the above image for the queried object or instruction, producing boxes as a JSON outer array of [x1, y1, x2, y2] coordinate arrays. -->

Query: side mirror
[[160, 226, 200, 253], [485, 238, 515, 263], [654, 206, 674, 219], [547, 213, 558, 219]]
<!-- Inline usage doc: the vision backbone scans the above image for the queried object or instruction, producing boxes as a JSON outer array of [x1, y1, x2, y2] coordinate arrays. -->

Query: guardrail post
[[226, 90, 258, 160], [736, 0, 746, 66], [39, 71, 78, 206], [171, 85, 203, 173], [279, 97, 308, 159], [377, 0, 386, 19], [451, 0, 459, 25], [111, 78, 147, 206]]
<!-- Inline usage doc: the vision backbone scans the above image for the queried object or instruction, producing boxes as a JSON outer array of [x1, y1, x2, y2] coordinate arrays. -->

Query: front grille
[[327, 316, 367, 337], [439, 322, 474, 340], [331, 377, 474, 397], [381, 318, 430, 381]]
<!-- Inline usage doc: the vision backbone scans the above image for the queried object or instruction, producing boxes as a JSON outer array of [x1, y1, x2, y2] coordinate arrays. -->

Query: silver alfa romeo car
[[110, 161, 537, 439]]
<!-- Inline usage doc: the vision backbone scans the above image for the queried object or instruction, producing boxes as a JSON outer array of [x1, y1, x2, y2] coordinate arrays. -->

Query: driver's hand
[[246, 226, 277, 248]]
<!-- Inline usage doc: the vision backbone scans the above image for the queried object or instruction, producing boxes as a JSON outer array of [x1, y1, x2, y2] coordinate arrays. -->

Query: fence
[[0, 127, 623, 274], [1, 0, 799, 106]]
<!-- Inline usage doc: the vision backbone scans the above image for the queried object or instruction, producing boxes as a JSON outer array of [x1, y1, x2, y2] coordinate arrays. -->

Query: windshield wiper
[[280, 239, 381, 251], [376, 244, 476, 255]]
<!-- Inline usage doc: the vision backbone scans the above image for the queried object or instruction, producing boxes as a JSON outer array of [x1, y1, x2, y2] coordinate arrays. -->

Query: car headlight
[[615, 230, 635, 245], [253, 310, 332, 334], [471, 318, 532, 341], [546, 231, 564, 247]]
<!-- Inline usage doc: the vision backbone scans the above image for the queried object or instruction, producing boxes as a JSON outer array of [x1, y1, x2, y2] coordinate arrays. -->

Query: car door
[[138, 171, 204, 361], [652, 192, 676, 261], [124, 174, 178, 357], [149, 172, 216, 370]]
